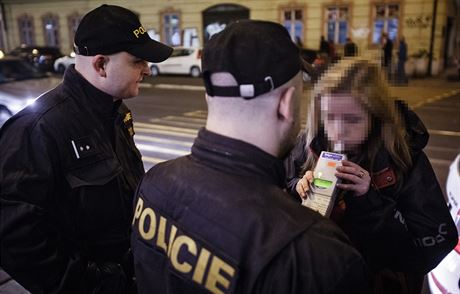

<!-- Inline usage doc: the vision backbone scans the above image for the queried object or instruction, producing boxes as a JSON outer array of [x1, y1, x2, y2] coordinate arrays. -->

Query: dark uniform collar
[[191, 128, 286, 188], [63, 65, 120, 117]]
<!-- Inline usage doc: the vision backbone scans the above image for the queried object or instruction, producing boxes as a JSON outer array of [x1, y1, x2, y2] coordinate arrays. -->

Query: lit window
[[18, 14, 35, 45], [324, 6, 349, 44], [42, 14, 60, 47], [162, 12, 181, 46], [281, 7, 304, 45], [372, 3, 400, 44]]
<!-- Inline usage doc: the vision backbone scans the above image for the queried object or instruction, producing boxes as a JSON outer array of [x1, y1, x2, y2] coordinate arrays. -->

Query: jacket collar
[[63, 65, 119, 118], [395, 100, 429, 151], [191, 128, 286, 188]]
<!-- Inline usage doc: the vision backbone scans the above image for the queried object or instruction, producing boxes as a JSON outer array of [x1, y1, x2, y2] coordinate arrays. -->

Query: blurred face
[[104, 52, 151, 99], [320, 94, 370, 152]]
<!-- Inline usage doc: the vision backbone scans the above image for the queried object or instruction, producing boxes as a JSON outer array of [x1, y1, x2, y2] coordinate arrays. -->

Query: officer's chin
[[278, 135, 296, 160], [120, 92, 138, 100], [279, 122, 300, 159], [279, 143, 294, 160]]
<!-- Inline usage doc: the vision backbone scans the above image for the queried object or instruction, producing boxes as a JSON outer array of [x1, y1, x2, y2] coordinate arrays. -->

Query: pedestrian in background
[[131, 20, 370, 294], [397, 36, 408, 85], [320, 35, 329, 55], [328, 39, 337, 62], [382, 32, 393, 80], [454, 55, 460, 80], [344, 37, 358, 57], [312, 52, 330, 80], [285, 57, 457, 294], [295, 36, 303, 48], [0, 4, 172, 294]]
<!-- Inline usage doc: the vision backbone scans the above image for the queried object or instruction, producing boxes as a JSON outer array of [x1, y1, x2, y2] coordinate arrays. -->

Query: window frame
[[322, 3, 352, 46], [67, 12, 80, 52], [278, 3, 306, 45], [42, 13, 60, 47], [160, 8, 182, 46], [17, 14, 35, 45], [369, 1, 403, 48]]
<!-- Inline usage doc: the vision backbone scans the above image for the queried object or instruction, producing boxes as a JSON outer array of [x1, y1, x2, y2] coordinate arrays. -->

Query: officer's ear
[[277, 86, 296, 123], [92, 55, 108, 77]]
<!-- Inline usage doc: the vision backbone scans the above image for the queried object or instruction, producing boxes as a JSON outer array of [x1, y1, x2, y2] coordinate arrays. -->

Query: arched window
[[42, 13, 60, 47], [18, 14, 35, 45]]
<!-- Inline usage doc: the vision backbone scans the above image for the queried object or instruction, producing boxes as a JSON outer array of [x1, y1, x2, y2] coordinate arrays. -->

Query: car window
[[0, 59, 47, 83], [170, 49, 182, 58]]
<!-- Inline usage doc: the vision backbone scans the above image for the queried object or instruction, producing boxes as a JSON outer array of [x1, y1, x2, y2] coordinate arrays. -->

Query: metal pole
[[428, 0, 438, 76]]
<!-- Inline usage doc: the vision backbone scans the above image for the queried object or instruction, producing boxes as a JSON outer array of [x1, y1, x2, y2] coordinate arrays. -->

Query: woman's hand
[[335, 160, 371, 197], [295, 170, 314, 199]]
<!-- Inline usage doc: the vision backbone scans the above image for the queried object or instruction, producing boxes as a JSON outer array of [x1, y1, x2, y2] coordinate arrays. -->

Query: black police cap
[[74, 4, 172, 63]]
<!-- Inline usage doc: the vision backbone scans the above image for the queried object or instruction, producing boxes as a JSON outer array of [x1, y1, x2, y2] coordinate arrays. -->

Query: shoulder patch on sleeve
[[372, 167, 397, 189]]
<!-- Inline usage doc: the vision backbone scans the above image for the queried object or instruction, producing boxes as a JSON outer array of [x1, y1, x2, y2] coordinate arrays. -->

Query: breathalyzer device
[[302, 145, 346, 217]]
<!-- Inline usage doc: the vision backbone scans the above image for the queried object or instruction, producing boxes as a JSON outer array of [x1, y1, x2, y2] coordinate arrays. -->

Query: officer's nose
[[142, 61, 151, 76]]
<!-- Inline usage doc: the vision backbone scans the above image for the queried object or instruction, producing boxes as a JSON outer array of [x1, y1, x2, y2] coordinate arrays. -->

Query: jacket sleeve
[[343, 151, 458, 273], [284, 132, 307, 199], [253, 218, 371, 293], [0, 117, 87, 293]]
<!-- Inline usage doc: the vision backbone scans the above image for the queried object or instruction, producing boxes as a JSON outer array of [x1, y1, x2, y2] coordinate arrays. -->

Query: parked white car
[[53, 51, 75, 73], [148, 47, 202, 77], [428, 153, 460, 293]]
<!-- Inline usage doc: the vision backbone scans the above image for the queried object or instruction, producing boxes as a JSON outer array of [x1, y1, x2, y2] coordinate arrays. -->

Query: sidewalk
[[388, 77, 460, 108], [301, 76, 460, 118]]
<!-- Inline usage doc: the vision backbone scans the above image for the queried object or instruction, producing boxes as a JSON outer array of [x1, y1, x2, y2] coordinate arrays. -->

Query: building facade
[[0, 0, 458, 75]]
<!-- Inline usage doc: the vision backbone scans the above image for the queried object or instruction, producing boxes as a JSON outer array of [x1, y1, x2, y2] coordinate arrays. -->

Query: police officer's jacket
[[0, 66, 144, 293], [131, 129, 371, 294]]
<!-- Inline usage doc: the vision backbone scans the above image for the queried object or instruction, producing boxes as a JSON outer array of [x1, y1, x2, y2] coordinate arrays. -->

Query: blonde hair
[[304, 57, 412, 180]]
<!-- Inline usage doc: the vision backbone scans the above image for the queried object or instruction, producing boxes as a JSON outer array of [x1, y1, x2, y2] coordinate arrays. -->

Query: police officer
[[0, 4, 172, 294], [131, 20, 370, 293]]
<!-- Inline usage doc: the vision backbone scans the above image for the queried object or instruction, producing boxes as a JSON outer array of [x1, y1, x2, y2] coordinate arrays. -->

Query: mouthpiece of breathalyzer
[[333, 141, 344, 153]]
